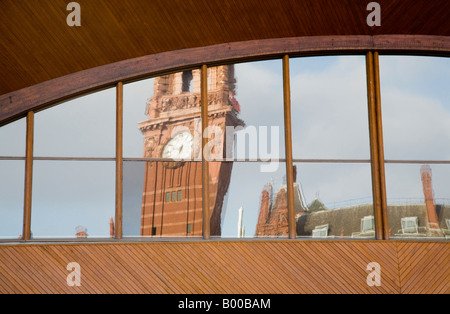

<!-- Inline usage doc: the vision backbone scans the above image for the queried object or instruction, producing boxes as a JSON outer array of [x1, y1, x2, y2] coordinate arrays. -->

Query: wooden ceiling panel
[[0, 0, 449, 96]]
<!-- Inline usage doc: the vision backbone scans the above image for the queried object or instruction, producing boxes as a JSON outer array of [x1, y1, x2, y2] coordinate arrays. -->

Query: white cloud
[[290, 56, 370, 159]]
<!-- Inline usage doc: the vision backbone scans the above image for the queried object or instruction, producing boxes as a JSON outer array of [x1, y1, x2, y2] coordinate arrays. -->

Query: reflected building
[[256, 164, 450, 238], [75, 226, 87, 239], [386, 165, 450, 238], [139, 66, 244, 237], [255, 166, 308, 237]]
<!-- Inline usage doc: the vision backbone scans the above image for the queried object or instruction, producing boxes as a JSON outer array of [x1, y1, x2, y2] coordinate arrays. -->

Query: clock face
[[162, 131, 194, 160]]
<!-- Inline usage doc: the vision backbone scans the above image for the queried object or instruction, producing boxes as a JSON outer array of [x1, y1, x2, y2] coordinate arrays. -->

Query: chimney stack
[[75, 226, 87, 239], [110, 217, 115, 238], [420, 165, 440, 233]]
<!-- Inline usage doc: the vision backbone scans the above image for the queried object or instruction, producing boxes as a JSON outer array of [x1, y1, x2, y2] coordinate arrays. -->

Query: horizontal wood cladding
[[1, 35, 449, 127], [0, 241, 448, 294]]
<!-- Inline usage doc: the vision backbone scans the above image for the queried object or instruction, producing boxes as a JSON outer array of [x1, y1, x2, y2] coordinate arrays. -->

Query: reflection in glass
[[294, 163, 374, 239], [124, 161, 203, 237], [124, 69, 206, 237], [228, 60, 285, 160], [0, 118, 26, 156], [0, 161, 24, 239], [290, 56, 370, 159], [123, 77, 155, 158], [380, 56, 450, 160], [203, 60, 286, 238], [217, 162, 288, 238], [31, 161, 115, 238], [385, 163, 450, 239], [34, 88, 116, 158], [122, 62, 286, 238]]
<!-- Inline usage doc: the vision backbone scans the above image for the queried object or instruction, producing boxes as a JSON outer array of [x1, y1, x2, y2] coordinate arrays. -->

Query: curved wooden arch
[[1, 34, 449, 126]]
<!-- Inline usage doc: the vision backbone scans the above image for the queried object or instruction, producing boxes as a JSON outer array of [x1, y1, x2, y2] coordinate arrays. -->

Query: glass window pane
[[294, 163, 374, 239], [229, 60, 285, 160], [205, 61, 286, 238], [34, 88, 116, 157], [126, 72, 201, 161], [123, 161, 202, 238], [380, 56, 450, 160], [0, 118, 26, 156], [385, 163, 450, 239], [290, 56, 370, 159], [123, 67, 208, 238], [31, 161, 115, 238], [122, 161, 145, 237], [0, 160, 24, 239], [217, 162, 288, 238]]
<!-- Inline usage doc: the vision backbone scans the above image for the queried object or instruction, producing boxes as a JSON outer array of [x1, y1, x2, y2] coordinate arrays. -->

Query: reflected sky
[[290, 56, 370, 159], [385, 164, 450, 202], [0, 161, 24, 238], [380, 56, 450, 160], [124, 78, 154, 157], [31, 161, 115, 238], [232, 60, 285, 159], [0, 117, 26, 156], [34, 88, 116, 158]]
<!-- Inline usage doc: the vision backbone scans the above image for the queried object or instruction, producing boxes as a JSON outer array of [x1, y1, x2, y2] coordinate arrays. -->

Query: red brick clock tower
[[139, 66, 244, 237]]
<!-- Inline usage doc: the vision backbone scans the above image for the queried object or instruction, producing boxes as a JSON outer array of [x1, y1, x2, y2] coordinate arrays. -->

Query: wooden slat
[[276, 242, 324, 293], [115, 82, 123, 239], [282, 55, 296, 239], [121, 244, 174, 293], [43, 245, 103, 294], [0, 241, 448, 294], [397, 242, 450, 294], [138, 243, 194, 293]]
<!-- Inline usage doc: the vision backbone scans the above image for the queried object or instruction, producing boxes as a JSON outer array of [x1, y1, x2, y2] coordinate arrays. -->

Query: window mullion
[[283, 55, 296, 239], [22, 111, 34, 240], [201, 64, 210, 240], [115, 82, 123, 239]]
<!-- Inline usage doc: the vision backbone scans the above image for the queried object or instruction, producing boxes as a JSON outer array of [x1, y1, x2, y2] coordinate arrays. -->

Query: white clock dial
[[162, 131, 194, 160]]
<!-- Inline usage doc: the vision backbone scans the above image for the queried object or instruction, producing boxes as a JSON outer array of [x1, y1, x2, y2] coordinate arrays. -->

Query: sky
[[1, 55, 449, 239]]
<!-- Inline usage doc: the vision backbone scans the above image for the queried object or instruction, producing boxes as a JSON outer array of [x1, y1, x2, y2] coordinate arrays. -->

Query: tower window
[[187, 224, 192, 234], [165, 192, 170, 203], [177, 190, 182, 201], [171, 191, 176, 202], [182, 70, 193, 92]]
